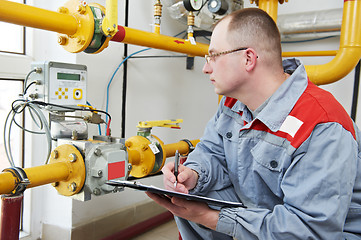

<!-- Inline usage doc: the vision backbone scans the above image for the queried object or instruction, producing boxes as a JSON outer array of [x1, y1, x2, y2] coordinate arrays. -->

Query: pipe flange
[[48, 144, 86, 196], [57, 0, 94, 53]]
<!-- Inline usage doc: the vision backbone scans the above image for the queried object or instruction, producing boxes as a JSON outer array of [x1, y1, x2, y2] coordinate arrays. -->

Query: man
[[147, 8, 361, 239]]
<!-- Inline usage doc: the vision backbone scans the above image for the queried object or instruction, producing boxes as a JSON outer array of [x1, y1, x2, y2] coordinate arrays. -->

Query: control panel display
[[30, 61, 87, 108]]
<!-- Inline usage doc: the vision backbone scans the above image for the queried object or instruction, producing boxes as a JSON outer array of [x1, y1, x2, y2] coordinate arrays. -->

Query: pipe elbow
[[306, 47, 361, 85]]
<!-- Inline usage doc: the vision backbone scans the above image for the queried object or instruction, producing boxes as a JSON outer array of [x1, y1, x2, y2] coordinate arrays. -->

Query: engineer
[[146, 8, 361, 239]]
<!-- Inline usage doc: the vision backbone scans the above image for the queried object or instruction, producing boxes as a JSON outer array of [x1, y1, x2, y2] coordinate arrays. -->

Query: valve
[[126, 119, 183, 178]]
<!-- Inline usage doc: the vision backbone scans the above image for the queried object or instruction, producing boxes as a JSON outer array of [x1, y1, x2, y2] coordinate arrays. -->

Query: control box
[[30, 61, 87, 108]]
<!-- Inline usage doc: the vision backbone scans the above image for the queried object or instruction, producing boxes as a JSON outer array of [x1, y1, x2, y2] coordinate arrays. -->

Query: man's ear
[[244, 48, 257, 72]]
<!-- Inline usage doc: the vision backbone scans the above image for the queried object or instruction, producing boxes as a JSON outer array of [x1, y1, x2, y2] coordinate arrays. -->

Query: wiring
[[23, 81, 37, 95], [106, 30, 188, 135], [281, 35, 337, 44], [23, 68, 36, 94], [4, 99, 112, 167], [4, 99, 52, 166], [87, 101, 102, 135], [105, 47, 152, 132]]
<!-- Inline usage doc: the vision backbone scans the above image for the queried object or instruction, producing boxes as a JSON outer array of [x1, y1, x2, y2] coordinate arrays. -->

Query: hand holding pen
[[174, 150, 180, 188]]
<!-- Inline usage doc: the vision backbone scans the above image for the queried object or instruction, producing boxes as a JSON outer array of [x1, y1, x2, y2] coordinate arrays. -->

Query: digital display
[[57, 72, 81, 81]]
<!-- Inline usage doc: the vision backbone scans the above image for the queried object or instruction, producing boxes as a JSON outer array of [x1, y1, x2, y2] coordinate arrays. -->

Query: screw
[[93, 188, 101, 196], [98, 170, 103, 177], [58, 36, 68, 45], [125, 141, 132, 148], [94, 148, 101, 156], [51, 182, 59, 187], [76, 37, 85, 45], [69, 182, 77, 192], [57, 7, 69, 14], [119, 143, 126, 150], [77, 5, 86, 14], [52, 150, 59, 159], [128, 164, 132, 171], [69, 153, 77, 162]]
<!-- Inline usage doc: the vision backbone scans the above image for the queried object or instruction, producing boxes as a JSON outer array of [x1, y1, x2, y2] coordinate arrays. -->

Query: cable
[[4, 100, 52, 166], [107, 29, 188, 136], [105, 47, 151, 134], [86, 101, 102, 135], [23, 69, 36, 94], [23, 81, 37, 95], [31, 100, 112, 136], [281, 35, 337, 44]]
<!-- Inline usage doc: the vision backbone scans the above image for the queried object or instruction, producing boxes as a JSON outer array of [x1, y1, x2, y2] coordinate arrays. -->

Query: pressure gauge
[[208, 0, 228, 15], [183, 0, 203, 11]]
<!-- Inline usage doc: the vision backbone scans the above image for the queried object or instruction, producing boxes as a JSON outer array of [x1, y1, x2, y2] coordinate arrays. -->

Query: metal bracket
[[2, 167, 30, 196]]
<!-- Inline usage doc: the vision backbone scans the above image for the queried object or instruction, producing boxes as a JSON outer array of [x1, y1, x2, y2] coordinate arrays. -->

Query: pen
[[174, 150, 179, 188]]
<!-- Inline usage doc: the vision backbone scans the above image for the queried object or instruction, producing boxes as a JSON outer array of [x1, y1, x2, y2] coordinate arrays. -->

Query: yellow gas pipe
[[0, 144, 85, 196], [101, 0, 118, 37], [256, 0, 361, 85], [257, 0, 280, 21], [0, 0, 78, 35], [1, 0, 359, 84], [305, 0, 361, 85]]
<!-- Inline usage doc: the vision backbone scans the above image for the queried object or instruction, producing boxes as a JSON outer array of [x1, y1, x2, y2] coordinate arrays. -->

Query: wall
[[13, 0, 360, 239]]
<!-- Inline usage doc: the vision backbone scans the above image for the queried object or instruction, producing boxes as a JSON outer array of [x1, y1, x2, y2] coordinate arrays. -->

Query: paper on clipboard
[[106, 180, 246, 208]]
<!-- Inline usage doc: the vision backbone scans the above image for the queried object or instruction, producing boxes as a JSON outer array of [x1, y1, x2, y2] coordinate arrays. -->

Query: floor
[[132, 219, 180, 240]]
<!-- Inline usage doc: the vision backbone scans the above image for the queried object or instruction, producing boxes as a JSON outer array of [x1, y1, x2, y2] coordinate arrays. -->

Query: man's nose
[[202, 61, 212, 74]]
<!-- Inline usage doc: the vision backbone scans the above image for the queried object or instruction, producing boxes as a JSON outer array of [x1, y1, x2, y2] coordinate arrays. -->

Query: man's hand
[[146, 192, 220, 230], [162, 162, 199, 194]]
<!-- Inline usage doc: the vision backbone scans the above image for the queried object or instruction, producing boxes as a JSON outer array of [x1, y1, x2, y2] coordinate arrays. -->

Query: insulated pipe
[[0, 0, 78, 36], [0, 194, 23, 240], [305, 0, 361, 85]]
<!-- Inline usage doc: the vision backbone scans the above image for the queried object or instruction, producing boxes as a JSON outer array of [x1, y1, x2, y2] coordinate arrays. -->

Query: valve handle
[[137, 119, 183, 129]]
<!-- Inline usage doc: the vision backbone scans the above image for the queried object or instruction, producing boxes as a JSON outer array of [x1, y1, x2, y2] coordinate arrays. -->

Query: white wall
[[12, 0, 360, 239]]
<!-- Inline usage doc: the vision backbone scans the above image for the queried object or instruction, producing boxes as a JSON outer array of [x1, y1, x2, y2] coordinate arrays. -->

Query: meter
[[29, 61, 87, 109], [183, 0, 203, 11]]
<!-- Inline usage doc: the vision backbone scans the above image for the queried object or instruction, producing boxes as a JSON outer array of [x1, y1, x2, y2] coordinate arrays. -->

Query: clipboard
[[106, 180, 246, 208]]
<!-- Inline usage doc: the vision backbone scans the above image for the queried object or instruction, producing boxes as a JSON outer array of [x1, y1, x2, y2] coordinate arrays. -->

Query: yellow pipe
[[101, 0, 118, 37], [282, 50, 338, 57], [164, 140, 200, 157], [305, 0, 361, 85], [0, 162, 70, 195], [113, 26, 209, 57], [0, 0, 78, 36], [258, 0, 279, 22]]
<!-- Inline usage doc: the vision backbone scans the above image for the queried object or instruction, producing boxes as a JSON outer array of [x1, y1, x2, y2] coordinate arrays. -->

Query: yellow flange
[[48, 144, 86, 196], [57, 0, 94, 53], [125, 136, 156, 178]]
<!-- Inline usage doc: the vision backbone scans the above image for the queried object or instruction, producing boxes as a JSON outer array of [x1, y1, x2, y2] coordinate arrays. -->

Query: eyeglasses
[[205, 47, 248, 64]]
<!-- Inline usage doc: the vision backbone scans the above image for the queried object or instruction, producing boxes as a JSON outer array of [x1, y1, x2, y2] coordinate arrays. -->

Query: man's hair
[[219, 8, 283, 67]]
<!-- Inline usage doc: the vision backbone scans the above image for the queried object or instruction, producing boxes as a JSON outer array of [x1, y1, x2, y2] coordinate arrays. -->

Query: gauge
[[208, 0, 228, 15], [183, 0, 203, 11]]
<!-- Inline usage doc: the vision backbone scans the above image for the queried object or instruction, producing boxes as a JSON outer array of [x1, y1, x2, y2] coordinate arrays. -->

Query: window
[[0, 79, 24, 170], [0, 0, 25, 55]]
